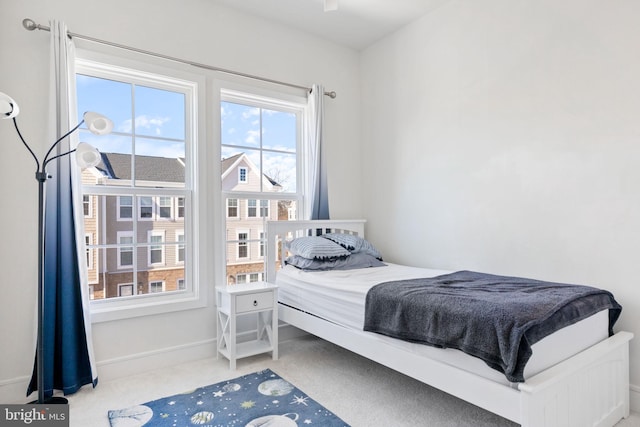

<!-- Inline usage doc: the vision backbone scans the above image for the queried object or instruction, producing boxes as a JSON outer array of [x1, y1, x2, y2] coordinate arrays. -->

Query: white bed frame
[[266, 219, 633, 427]]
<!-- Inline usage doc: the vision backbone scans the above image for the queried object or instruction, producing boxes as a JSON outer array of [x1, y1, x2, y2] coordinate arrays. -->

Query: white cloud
[[245, 129, 260, 145], [242, 107, 260, 119], [118, 115, 170, 135]]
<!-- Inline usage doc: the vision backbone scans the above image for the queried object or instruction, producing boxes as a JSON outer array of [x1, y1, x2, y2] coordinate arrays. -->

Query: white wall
[[361, 0, 640, 407], [0, 0, 362, 402]]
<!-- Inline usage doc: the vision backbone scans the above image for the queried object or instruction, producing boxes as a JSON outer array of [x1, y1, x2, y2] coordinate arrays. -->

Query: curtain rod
[[22, 18, 337, 99]]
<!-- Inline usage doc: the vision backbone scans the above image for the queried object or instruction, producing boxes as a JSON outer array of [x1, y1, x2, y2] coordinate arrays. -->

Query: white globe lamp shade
[[0, 92, 20, 119], [75, 142, 102, 168], [83, 111, 113, 135]]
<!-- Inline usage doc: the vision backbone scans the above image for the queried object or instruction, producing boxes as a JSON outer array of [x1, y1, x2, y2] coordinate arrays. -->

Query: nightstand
[[216, 281, 278, 370]]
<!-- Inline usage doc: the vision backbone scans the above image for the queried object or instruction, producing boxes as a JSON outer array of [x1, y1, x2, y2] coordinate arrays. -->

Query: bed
[[265, 219, 633, 427]]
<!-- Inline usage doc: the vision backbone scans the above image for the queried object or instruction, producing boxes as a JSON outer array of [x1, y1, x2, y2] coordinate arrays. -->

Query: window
[[259, 200, 269, 217], [237, 231, 248, 259], [76, 54, 202, 320], [85, 234, 93, 270], [159, 197, 172, 219], [176, 231, 185, 263], [139, 196, 154, 220], [148, 231, 165, 266], [83, 195, 92, 217], [227, 198, 238, 218], [248, 199, 257, 218], [259, 232, 265, 257], [118, 283, 134, 297], [221, 88, 304, 285], [118, 196, 133, 220], [149, 281, 165, 293], [177, 197, 185, 219], [118, 232, 134, 268]]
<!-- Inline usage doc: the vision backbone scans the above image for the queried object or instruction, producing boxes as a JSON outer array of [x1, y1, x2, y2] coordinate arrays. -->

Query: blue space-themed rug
[[108, 368, 349, 426]]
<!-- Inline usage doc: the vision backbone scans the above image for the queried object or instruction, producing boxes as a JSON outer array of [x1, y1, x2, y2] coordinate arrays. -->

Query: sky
[[76, 74, 299, 191]]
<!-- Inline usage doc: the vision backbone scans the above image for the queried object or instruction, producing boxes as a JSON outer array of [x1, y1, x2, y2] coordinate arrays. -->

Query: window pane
[[76, 74, 132, 132], [221, 101, 260, 149], [78, 60, 193, 305], [135, 85, 185, 140], [262, 109, 296, 153], [263, 151, 296, 193], [134, 149, 185, 187]]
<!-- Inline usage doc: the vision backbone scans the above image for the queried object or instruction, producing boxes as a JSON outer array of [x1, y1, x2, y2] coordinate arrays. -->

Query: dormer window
[[239, 167, 247, 183]]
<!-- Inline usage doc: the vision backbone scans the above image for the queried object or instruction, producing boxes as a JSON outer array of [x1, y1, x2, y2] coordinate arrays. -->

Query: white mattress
[[276, 263, 610, 386]]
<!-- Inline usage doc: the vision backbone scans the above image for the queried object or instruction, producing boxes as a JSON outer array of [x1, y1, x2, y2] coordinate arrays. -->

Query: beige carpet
[[67, 335, 639, 427]]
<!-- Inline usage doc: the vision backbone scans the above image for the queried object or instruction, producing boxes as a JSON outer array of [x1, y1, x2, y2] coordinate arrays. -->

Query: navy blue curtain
[[27, 20, 97, 399], [27, 157, 96, 398]]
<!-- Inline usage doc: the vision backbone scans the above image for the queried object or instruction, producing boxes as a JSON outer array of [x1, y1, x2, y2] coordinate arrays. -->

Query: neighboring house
[[83, 152, 289, 299], [221, 153, 291, 285]]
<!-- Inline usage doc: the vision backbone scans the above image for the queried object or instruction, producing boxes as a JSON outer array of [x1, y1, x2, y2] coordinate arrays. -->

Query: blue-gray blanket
[[363, 270, 621, 382]]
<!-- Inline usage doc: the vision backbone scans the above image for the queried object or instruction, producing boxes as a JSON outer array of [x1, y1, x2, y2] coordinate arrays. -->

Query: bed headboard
[[265, 219, 366, 283]]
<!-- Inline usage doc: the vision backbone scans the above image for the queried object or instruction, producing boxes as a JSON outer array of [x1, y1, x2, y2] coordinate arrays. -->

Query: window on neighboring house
[[118, 196, 133, 220], [177, 278, 185, 290], [149, 281, 165, 293], [85, 234, 93, 269], [76, 54, 200, 319], [118, 283, 134, 297], [227, 198, 238, 218], [139, 196, 154, 220], [237, 231, 248, 259], [248, 199, 257, 218], [148, 231, 165, 266], [259, 232, 265, 257], [117, 232, 134, 268], [83, 195, 92, 217], [176, 231, 185, 263], [158, 197, 172, 219], [221, 89, 304, 285], [259, 200, 269, 217], [177, 197, 185, 218]]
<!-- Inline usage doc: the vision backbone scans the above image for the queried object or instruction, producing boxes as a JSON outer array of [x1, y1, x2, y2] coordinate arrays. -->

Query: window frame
[[218, 85, 306, 287], [76, 50, 206, 323]]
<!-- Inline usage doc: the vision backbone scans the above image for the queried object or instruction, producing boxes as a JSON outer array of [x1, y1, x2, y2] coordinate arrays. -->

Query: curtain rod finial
[[23, 18, 37, 31]]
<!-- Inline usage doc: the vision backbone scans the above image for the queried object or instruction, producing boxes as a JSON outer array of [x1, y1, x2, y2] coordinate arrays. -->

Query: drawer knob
[[253, 300, 258, 307]]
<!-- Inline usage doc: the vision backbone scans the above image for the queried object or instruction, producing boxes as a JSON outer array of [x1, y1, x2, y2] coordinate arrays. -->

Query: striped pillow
[[322, 233, 383, 260], [286, 236, 350, 260]]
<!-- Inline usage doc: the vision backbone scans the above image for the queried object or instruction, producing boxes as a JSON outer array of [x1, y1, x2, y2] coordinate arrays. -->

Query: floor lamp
[[0, 92, 113, 404]]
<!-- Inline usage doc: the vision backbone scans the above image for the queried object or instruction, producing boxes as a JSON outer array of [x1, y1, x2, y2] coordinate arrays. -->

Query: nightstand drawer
[[235, 291, 273, 313]]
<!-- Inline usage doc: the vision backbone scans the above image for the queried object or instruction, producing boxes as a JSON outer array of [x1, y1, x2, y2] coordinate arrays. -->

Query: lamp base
[[29, 396, 69, 404]]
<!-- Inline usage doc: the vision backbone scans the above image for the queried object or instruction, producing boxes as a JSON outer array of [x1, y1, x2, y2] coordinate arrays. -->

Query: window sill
[[90, 289, 207, 323]]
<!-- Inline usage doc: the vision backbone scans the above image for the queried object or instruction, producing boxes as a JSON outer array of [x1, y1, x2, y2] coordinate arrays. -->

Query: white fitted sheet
[[276, 263, 610, 386]]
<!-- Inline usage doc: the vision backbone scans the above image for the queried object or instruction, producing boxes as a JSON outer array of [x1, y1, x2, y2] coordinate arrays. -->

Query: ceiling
[[212, 0, 450, 50]]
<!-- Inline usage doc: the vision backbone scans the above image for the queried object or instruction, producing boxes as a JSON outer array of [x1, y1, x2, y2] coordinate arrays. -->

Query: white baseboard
[[631, 384, 640, 414], [0, 339, 216, 405], [0, 324, 301, 404], [0, 375, 32, 404], [96, 338, 217, 382]]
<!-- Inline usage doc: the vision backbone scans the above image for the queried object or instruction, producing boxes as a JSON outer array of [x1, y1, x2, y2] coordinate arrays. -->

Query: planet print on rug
[[107, 369, 349, 426]]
